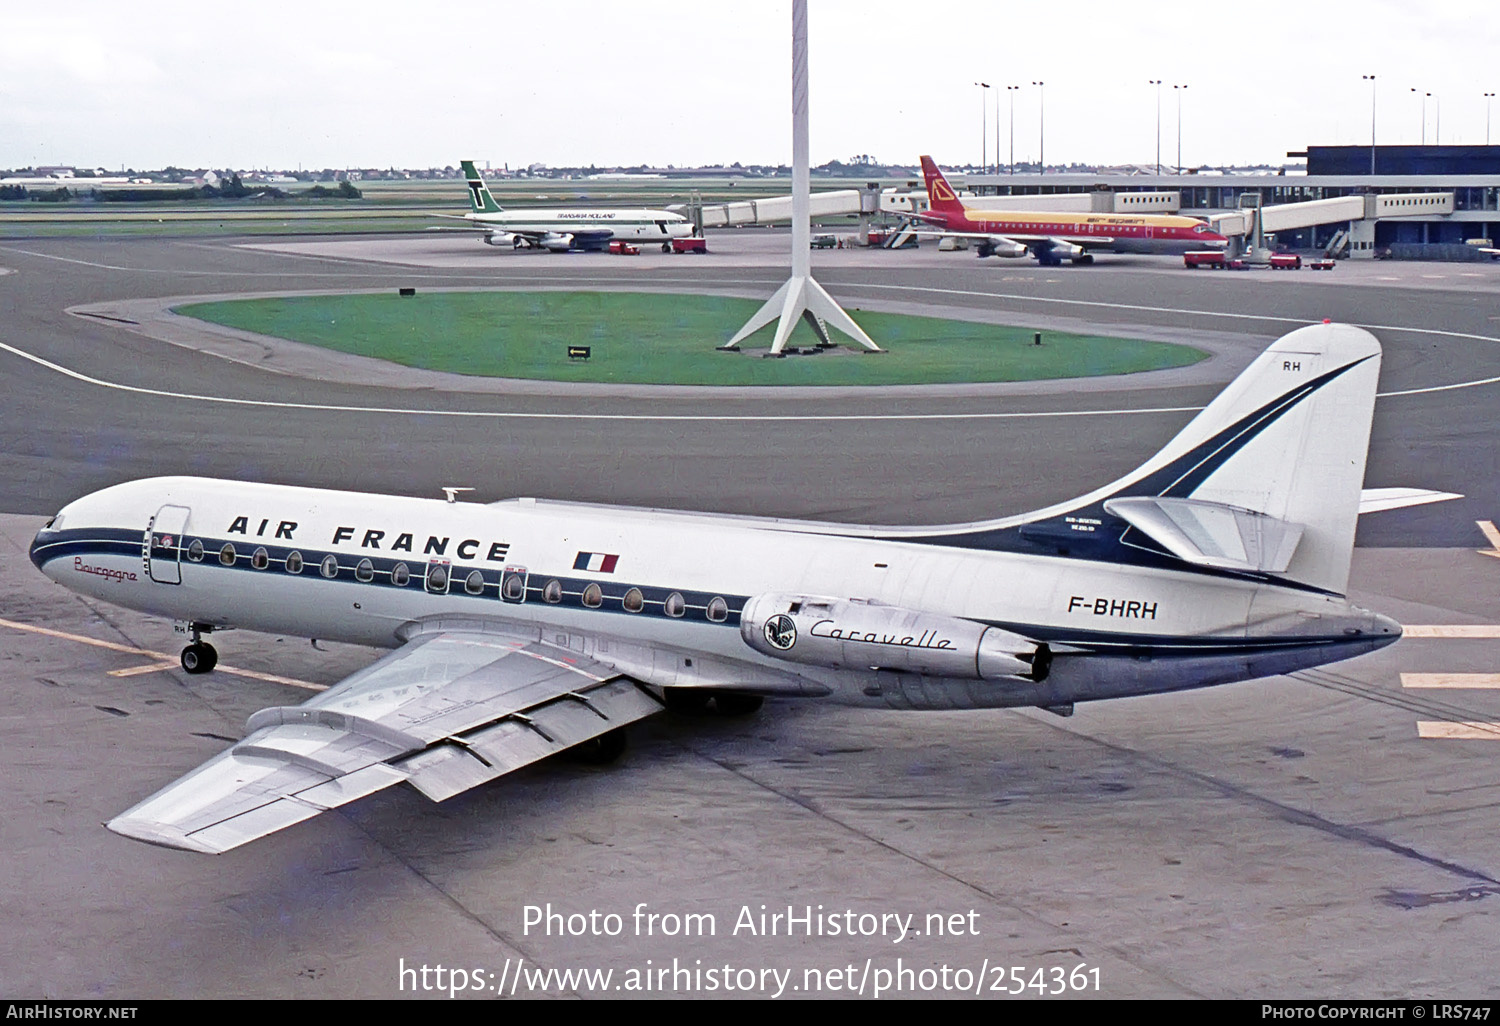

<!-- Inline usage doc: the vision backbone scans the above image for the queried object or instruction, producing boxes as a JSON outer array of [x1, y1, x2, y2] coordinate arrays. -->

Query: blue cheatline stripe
[[32, 529, 747, 629], [34, 535, 1377, 662]]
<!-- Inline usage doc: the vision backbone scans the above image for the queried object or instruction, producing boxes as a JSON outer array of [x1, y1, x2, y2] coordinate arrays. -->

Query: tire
[[663, 688, 712, 715], [662, 243, 671, 253], [180, 642, 217, 674], [570, 728, 628, 765], [713, 692, 764, 717]]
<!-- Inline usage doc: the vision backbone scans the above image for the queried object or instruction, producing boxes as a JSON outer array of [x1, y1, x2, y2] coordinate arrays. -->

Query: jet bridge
[[1211, 191, 1454, 259]]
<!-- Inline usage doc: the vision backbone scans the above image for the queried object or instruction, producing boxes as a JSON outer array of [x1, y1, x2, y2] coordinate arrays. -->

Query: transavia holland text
[[521, 903, 980, 942]]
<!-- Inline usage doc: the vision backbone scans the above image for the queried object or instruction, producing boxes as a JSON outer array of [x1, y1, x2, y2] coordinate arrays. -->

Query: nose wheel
[[180, 641, 218, 674]]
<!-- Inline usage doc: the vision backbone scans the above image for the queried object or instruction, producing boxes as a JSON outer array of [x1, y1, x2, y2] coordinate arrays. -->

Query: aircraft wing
[[106, 624, 662, 853]]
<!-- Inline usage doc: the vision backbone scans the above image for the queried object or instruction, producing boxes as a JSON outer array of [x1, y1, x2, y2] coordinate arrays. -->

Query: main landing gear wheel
[[180, 642, 218, 674], [712, 692, 764, 717], [661, 242, 672, 253], [663, 687, 713, 715], [570, 728, 628, 765]]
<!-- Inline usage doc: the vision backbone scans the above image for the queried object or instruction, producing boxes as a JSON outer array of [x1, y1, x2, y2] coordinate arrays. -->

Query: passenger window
[[219, 543, 236, 566], [465, 570, 485, 595], [426, 562, 449, 593], [252, 547, 269, 570], [706, 596, 728, 622], [356, 558, 375, 582], [285, 551, 304, 574], [622, 587, 644, 613], [664, 592, 685, 618], [582, 583, 603, 608], [391, 562, 409, 586], [187, 539, 204, 562], [502, 574, 525, 600], [543, 579, 562, 603], [320, 554, 339, 579]]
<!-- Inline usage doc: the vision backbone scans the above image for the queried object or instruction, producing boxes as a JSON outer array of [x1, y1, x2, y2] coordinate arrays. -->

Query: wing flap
[[106, 627, 662, 853], [1105, 496, 1304, 573], [402, 678, 664, 801]]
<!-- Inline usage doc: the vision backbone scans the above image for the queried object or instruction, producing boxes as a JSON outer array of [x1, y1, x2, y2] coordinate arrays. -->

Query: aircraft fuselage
[[31, 476, 1398, 712]]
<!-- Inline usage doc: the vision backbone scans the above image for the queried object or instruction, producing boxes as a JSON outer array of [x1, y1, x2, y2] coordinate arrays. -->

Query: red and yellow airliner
[[918, 156, 1228, 265]]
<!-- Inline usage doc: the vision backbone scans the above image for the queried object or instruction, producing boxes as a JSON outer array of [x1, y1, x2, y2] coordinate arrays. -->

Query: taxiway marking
[[1400, 625, 1500, 638], [1476, 520, 1500, 559], [1402, 673, 1500, 689], [0, 615, 325, 691], [1417, 721, 1500, 740]]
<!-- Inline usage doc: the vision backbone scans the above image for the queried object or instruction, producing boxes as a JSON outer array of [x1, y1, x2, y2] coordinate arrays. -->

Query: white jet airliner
[[29, 323, 1454, 854], [455, 160, 694, 252]]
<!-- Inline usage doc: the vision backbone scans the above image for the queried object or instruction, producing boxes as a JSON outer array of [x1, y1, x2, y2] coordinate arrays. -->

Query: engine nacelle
[[982, 237, 1029, 259], [1049, 241, 1085, 260], [542, 233, 574, 253], [740, 593, 1050, 682], [482, 232, 517, 247]]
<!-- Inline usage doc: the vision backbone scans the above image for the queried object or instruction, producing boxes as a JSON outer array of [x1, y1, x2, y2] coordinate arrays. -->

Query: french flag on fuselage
[[573, 551, 619, 573]]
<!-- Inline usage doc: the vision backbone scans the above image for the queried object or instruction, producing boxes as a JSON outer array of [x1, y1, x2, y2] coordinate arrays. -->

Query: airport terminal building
[[952, 145, 1500, 258]]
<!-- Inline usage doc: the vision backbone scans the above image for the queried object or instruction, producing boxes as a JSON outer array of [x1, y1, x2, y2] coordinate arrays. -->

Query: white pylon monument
[[719, 0, 881, 356]]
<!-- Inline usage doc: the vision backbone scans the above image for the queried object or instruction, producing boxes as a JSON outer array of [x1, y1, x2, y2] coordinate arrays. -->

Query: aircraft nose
[[29, 520, 57, 574]]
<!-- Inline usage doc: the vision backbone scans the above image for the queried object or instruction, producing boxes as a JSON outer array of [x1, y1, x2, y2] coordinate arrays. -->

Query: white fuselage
[[471, 209, 693, 243], [31, 477, 1399, 711]]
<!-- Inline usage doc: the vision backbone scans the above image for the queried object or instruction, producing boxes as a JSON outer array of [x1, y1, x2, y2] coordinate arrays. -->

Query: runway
[[2, 232, 1499, 998]]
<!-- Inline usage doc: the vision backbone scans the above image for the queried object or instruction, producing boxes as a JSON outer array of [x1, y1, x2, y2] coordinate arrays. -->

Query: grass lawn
[[175, 290, 1206, 386]]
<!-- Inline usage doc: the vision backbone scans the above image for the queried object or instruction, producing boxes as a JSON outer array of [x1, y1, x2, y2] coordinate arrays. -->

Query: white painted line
[[1417, 721, 1500, 739], [107, 661, 180, 678], [0, 338, 1203, 423], [1477, 520, 1500, 559], [1401, 673, 1500, 689], [0, 615, 324, 691], [1402, 625, 1500, 638]]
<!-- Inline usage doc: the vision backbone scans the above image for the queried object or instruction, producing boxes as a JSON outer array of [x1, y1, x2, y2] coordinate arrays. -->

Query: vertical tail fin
[[1094, 323, 1383, 594], [459, 160, 503, 215], [918, 156, 967, 218]]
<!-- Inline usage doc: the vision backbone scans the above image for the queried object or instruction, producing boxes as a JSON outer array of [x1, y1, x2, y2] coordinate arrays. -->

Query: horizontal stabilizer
[[1357, 488, 1463, 515], [1104, 496, 1304, 573]]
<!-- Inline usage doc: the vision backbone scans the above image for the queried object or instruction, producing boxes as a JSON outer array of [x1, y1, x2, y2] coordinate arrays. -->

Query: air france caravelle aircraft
[[30, 323, 1451, 854], [454, 159, 694, 252]]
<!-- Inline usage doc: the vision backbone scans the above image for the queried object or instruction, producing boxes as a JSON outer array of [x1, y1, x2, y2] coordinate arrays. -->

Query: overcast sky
[[2, 0, 1497, 172]]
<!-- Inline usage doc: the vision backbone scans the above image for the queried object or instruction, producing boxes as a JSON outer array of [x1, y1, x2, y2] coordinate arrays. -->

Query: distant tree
[[338, 179, 361, 199], [0, 184, 27, 200], [33, 187, 71, 202]]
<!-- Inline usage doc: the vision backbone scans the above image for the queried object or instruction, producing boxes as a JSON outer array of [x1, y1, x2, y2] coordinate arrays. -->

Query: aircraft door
[[145, 504, 190, 585], [501, 566, 528, 603]]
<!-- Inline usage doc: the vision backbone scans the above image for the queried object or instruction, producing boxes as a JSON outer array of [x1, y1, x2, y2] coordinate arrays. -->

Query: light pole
[[994, 81, 1000, 174], [1032, 80, 1045, 173], [1412, 88, 1428, 144], [1007, 85, 1019, 174], [1362, 74, 1376, 175], [1487, 93, 1496, 145], [1149, 79, 1162, 174], [974, 82, 990, 172], [1435, 93, 1441, 145], [1173, 84, 1188, 173]]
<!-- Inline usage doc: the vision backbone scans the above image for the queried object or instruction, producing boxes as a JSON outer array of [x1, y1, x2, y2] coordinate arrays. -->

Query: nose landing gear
[[177, 622, 218, 674], [180, 642, 218, 674]]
